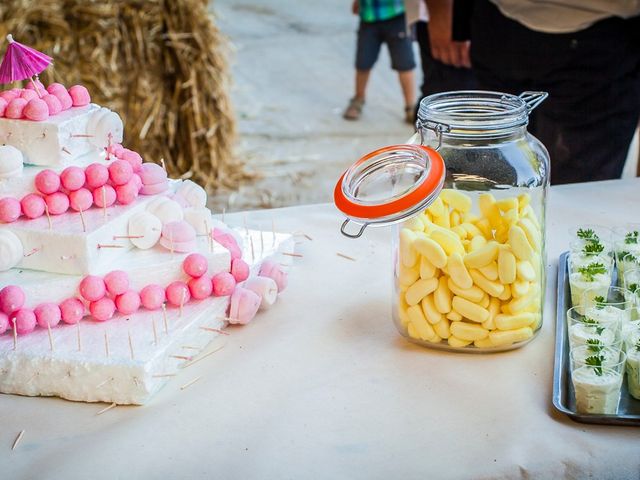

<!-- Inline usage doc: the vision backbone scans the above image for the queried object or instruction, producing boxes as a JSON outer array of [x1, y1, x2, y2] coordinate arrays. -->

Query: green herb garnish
[[582, 317, 605, 336], [583, 242, 604, 255], [586, 338, 604, 353], [593, 295, 606, 309], [578, 262, 607, 281], [635, 339, 640, 352], [628, 283, 639, 294], [585, 354, 604, 376], [577, 228, 598, 241], [624, 231, 639, 244]]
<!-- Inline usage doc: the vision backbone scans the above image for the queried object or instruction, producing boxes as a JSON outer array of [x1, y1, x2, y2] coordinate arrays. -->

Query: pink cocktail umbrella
[[0, 34, 52, 96]]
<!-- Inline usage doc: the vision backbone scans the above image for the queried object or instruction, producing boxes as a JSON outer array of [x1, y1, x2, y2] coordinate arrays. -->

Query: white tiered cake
[[0, 83, 293, 405]]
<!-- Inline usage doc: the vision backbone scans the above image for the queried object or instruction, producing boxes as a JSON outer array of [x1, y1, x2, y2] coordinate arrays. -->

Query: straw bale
[[0, 0, 247, 191]]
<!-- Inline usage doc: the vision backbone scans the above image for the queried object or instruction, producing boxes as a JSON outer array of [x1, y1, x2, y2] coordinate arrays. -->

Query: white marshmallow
[[184, 207, 213, 235], [146, 197, 184, 224], [93, 110, 124, 149], [176, 180, 207, 208], [0, 145, 24, 179], [0, 229, 24, 271], [128, 211, 162, 249], [244, 276, 278, 310]]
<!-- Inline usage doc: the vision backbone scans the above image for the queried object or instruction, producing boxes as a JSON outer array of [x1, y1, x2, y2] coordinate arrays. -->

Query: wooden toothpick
[[47, 323, 54, 352], [96, 378, 111, 389], [222, 207, 226, 224], [336, 252, 356, 261], [12, 430, 25, 451], [96, 402, 117, 416], [179, 289, 185, 317], [104, 330, 110, 358], [97, 244, 124, 249], [160, 157, 167, 172], [183, 344, 225, 368], [180, 376, 202, 391], [152, 373, 176, 378], [45, 204, 52, 230], [76, 321, 82, 352], [113, 235, 143, 240], [162, 304, 168, 334], [250, 235, 255, 263], [206, 220, 212, 252], [199, 326, 229, 335], [152, 317, 158, 346], [23, 247, 40, 257], [12, 319, 17, 351], [71, 134, 94, 138], [62, 146, 72, 155], [128, 329, 135, 360], [272, 218, 276, 246], [282, 252, 303, 258], [79, 208, 86, 232]]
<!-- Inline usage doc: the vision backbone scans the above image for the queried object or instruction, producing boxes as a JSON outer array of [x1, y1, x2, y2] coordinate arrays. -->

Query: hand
[[352, 0, 359, 15], [426, 0, 472, 68]]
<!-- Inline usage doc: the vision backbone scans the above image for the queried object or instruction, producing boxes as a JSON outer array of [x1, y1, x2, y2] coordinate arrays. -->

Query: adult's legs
[[470, 0, 640, 184]]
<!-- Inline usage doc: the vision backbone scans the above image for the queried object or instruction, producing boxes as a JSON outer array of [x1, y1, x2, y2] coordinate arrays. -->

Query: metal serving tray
[[552, 251, 640, 426]]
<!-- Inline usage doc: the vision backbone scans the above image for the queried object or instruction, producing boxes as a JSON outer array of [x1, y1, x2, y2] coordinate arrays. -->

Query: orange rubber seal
[[334, 145, 444, 220]]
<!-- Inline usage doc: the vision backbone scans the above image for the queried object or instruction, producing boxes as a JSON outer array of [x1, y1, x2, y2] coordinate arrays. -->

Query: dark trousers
[[470, 0, 640, 184], [414, 20, 477, 99]]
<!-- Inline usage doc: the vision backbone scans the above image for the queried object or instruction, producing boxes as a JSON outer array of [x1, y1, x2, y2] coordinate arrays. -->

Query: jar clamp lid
[[334, 144, 445, 238]]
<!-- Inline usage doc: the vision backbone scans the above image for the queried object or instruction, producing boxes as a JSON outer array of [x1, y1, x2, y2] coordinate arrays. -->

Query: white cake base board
[[0, 230, 294, 405]]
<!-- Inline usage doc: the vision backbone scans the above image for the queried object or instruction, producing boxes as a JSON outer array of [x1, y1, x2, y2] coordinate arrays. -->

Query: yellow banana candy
[[414, 234, 448, 268]]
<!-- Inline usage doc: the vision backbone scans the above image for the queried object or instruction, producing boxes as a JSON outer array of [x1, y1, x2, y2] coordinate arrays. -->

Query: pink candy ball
[[115, 290, 141, 315], [68, 188, 93, 212], [0, 97, 8, 117], [115, 179, 139, 205], [121, 149, 143, 172], [108, 160, 133, 186], [24, 98, 49, 121], [109, 143, 125, 158], [183, 253, 208, 278], [34, 303, 62, 328], [51, 88, 73, 110], [45, 192, 70, 215], [59, 297, 84, 324], [90, 297, 116, 322], [0, 90, 18, 104], [85, 163, 109, 189], [35, 169, 61, 195], [0, 312, 8, 335], [140, 284, 165, 310], [5, 98, 28, 119], [79, 275, 106, 302], [0, 285, 25, 314], [131, 173, 143, 191], [165, 281, 191, 307], [230, 258, 250, 283], [60, 166, 86, 191], [212, 271, 236, 297], [140, 182, 169, 196], [0, 197, 22, 223], [10, 309, 37, 334], [259, 261, 288, 292], [138, 162, 167, 185], [228, 287, 261, 325], [21, 193, 46, 219], [41, 94, 62, 116], [188, 275, 213, 300], [212, 229, 242, 260], [68, 85, 91, 107], [104, 270, 129, 296], [20, 89, 38, 102], [46, 83, 67, 95], [92, 185, 116, 208]]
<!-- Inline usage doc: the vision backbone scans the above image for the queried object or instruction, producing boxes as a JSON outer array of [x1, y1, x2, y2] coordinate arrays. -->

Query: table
[[2, 178, 640, 479]]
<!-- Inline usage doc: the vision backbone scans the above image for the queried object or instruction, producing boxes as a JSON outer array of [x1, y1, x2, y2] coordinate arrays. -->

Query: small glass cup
[[566, 306, 621, 350], [568, 225, 612, 246], [614, 248, 640, 287], [612, 224, 640, 243], [571, 350, 626, 415], [623, 267, 640, 304], [570, 344, 624, 369], [625, 323, 640, 399], [567, 256, 613, 313], [582, 285, 633, 326]]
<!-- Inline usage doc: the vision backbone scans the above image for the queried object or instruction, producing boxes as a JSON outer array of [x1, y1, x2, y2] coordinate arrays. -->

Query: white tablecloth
[[2, 179, 640, 479]]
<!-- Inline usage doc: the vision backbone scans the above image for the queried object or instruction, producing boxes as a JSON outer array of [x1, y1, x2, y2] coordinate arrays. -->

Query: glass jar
[[335, 91, 550, 353]]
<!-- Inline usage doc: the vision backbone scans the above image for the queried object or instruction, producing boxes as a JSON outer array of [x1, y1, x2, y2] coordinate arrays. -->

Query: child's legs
[[354, 21, 383, 100], [382, 14, 416, 106]]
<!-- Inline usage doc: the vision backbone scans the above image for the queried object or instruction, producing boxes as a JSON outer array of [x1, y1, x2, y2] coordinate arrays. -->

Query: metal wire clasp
[[415, 119, 450, 151], [518, 91, 548, 114]]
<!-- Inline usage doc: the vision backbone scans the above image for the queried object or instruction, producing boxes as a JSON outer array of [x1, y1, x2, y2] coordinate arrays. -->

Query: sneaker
[[343, 97, 364, 120]]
